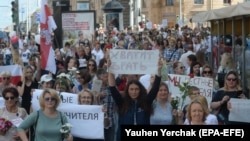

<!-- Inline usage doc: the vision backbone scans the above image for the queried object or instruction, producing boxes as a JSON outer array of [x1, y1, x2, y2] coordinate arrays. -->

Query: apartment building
[[48, 0, 246, 29], [141, 0, 245, 28]]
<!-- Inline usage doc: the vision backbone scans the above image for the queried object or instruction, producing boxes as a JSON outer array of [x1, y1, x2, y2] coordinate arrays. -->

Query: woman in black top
[[211, 71, 247, 125], [17, 65, 40, 114]]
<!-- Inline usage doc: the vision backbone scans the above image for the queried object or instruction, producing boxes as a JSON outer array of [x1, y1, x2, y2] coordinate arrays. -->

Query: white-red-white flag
[[40, 0, 57, 74], [0, 65, 22, 86]]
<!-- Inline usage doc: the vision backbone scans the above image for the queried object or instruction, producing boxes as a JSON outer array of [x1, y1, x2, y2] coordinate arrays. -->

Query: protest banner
[[109, 49, 159, 75], [31, 89, 104, 139], [58, 104, 104, 139], [229, 98, 250, 123], [168, 74, 213, 108]]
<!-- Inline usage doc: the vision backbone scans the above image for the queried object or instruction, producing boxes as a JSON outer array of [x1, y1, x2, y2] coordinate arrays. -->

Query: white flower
[[68, 67, 77, 72], [56, 73, 71, 80], [60, 123, 72, 138]]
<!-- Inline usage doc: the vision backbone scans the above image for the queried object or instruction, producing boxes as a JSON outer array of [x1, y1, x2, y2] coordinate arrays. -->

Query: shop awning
[[192, 1, 250, 22]]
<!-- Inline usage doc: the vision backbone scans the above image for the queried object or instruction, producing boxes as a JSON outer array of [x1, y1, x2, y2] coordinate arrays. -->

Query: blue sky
[[0, 0, 40, 29]]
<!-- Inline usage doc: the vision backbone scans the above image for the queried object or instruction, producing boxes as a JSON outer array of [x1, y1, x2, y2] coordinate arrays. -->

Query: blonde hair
[[223, 71, 242, 91], [39, 88, 61, 110], [220, 53, 235, 69], [186, 95, 210, 123], [77, 89, 94, 105]]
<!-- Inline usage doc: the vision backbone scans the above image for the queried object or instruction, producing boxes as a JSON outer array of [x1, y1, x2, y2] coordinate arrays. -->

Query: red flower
[[189, 73, 194, 78]]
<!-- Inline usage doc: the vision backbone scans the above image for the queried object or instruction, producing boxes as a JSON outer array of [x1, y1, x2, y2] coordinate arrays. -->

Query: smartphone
[[237, 90, 243, 96]]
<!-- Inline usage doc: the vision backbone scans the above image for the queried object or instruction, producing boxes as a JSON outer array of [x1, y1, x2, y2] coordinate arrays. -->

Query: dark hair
[[79, 70, 92, 85], [2, 87, 19, 98], [64, 56, 79, 72], [98, 58, 107, 70], [120, 80, 151, 116], [190, 61, 201, 76], [65, 42, 70, 46], [87, 59, 97, 73], [96, 68, 107, 79], [187, 54, 197, 62]]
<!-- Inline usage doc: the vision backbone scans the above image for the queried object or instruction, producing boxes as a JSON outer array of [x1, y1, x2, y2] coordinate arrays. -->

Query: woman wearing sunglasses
[[210, 71, 247, 125], [0, 71, 16, 96], [18, 88, 73, 141], [173, 62, 186, 75], [201, 64, 220, 98], [0, 87, 28, 141]]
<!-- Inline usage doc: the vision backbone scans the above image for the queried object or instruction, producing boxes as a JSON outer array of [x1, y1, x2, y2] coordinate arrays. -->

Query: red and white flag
[[40, 0, 57, 74], [0, 65, 22, 85]]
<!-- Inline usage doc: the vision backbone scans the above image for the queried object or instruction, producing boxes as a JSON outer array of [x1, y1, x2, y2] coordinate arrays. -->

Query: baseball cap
[[39, 74, 53, 83]]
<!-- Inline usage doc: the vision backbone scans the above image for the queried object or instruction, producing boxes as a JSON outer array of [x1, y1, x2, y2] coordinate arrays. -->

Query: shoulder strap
[[167, 48, 177, 62], [59, 112, 63, 125], [59, 112, 64, 141], [34, 111, 39, 129], [32, 111, 39, 140]]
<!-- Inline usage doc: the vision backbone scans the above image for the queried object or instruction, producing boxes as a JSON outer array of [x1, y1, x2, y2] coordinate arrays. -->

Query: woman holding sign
[[73, 89, 106, 141], [0, 87, 28, 141], [211, 71, 247, 125], [108, 59, 162, 141]]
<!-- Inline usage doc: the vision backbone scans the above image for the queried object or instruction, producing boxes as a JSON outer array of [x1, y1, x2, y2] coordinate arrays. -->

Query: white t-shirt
[[184, 113, 218, 125]]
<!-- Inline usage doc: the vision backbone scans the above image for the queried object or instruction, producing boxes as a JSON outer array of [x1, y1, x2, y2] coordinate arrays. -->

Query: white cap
[[39, 74, 53, 83]]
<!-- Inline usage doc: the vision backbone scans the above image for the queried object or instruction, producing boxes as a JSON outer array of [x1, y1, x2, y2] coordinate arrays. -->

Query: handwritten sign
[[91, 79, 103, 92], [31, 89, 104, 139], [168, 74, 214, 108], [109, 49, 159, 74], [228, 98, 250, 123]]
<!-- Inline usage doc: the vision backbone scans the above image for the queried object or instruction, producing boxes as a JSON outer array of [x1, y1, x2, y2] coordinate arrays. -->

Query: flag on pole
[[40, 0, 57, 74]]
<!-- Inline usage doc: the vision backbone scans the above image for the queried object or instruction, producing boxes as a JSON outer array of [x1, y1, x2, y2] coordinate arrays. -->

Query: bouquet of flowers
[[170, 74, 194, 124], [0, 118, 13, 135], [60, 123, 72, 139]]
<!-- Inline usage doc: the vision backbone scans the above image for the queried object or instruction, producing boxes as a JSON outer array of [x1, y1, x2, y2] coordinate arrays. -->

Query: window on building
[[194, 0, 204, 4], [166, 0, 174, 6], [142, 0, 147, 8], [224, 0, 231, 4]]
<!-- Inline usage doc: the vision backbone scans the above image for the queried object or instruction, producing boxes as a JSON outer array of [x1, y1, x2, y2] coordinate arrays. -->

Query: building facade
[[47, 0, 246, 30], [141, 0, 245, 28]]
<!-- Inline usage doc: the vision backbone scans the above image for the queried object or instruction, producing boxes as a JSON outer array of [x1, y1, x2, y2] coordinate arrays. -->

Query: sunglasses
[[203, 71, 212, 74], [179, 66, 185, 69], [227, 78, 237, 81], [4, 96, 15, 100], [2, 77, 10, 80], [44, 97, 56, 102]]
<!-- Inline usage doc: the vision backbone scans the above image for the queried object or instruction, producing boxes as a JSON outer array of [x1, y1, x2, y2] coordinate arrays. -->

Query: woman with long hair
[[17, 66, 39, 114], [211, 71, 247, 125], [108, 59, 162, 141]]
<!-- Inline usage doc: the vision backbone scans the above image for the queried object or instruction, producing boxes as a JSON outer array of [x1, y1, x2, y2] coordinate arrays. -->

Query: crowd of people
[[0, 23, 249, 141]]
